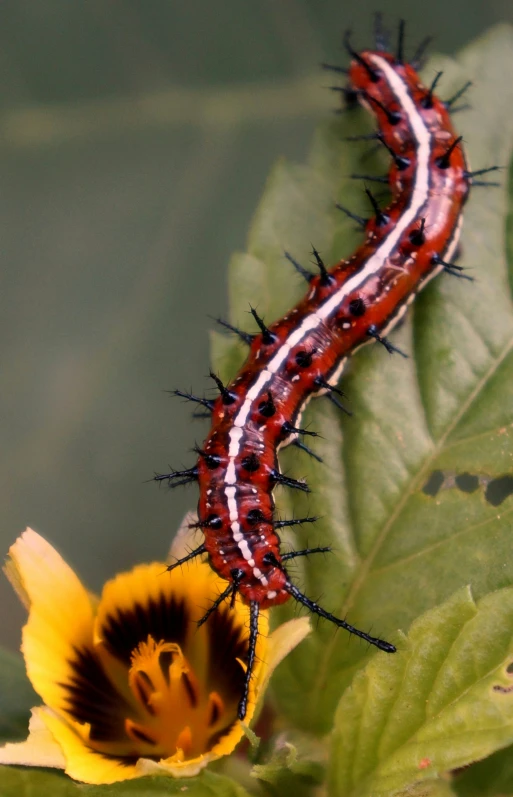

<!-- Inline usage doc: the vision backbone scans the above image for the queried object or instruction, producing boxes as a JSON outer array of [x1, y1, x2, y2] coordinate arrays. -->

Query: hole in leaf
[[493, 683, 513, 694], [485, 475, 513, 507], [455, 473, 479, 493], [506, 662, 513, 674], [422, 470, 444, 496]]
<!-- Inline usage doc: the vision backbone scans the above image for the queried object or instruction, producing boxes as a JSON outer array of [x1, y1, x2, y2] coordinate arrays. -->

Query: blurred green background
[[1, 0, 512, 650]]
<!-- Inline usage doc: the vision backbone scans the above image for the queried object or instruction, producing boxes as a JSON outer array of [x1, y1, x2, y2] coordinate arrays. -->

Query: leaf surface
[[454, 741, 513, 796], [0, 766, 250, 797], [328, 587, 513, 796]]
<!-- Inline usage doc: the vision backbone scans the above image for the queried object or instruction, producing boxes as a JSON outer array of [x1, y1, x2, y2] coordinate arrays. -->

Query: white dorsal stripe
[[317, 56, 431, 318], [223, 54, 433, 589]]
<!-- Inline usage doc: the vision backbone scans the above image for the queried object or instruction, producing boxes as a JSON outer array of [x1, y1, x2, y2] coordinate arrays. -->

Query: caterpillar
[[155, 20, 495, 720]]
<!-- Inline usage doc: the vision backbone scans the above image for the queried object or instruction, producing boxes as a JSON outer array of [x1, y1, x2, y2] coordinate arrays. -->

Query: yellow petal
[[240, 616, 311, 730], [3, 530, 287, 780], [6, 529, 93, 635], [41, 710, 141, 785], [92, 559, 217, 701], [136, 752, 216, 778], [261, 617, 311, 697], [5, 529, 96, 717], [91, 560, 269, 759], [94, 560, 220, 648], [0, 707, 66, 769]]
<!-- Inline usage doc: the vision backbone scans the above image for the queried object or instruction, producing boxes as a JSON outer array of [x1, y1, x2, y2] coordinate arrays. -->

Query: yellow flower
[[0, 527, 310, 784]]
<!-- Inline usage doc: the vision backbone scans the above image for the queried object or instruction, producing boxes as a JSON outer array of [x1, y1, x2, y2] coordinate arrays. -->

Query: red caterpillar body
[[159, 26, 479, 718], [201, 48, 468, 604]]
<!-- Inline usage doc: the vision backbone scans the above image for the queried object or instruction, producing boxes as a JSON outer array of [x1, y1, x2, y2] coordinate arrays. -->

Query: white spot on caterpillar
[[253, 567, 268, 585], [238, 538, 253, 561]]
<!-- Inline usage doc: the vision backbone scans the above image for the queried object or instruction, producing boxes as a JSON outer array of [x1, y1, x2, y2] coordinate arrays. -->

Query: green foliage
[[0, 763, 251, 797], [328, 587, 513, 796], [0, 647, 37, 744], [251, 739, 324, 797], [390, 780, 456, 797], [454, 742, 513, 796], [2, 22, 513, 797], [392, 783, 457, 797]]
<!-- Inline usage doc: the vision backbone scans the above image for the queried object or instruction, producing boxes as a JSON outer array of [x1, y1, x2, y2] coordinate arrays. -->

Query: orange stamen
[[125, 636, 229, 759]]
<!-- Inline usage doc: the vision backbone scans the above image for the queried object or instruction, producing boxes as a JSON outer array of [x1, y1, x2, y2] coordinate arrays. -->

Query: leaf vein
[[370, 504, 513, 577]]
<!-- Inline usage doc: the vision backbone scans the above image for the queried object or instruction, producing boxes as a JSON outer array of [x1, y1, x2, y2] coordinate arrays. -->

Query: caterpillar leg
[[238, 600, 260, 720], [285, 581, 396, 654], [281, 546, 331, 561], [197, 582, 233, 627], [166, 543, 206, 572]]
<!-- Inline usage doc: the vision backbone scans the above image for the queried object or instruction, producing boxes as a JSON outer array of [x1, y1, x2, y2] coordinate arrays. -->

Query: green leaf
[[391, 782, 458, 797], [251, 737, 324, 797], [212, 23, 513, 739], [453, 742, 513, 796], [0, 767, 251, 797], [0, 648, 37, 743], [328, 587, 513, 797]]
